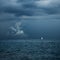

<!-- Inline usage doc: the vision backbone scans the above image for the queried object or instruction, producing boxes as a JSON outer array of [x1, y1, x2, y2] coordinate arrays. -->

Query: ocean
[[0, 39, 60, 60]]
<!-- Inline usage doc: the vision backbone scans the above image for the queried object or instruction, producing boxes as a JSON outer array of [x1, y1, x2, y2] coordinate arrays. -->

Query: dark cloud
[[0, 0, 60, 20], [0, 13, 21, 21]]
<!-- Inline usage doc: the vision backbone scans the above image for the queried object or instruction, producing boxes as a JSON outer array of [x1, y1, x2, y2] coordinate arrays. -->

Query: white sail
[[41, 37, 43, 40]]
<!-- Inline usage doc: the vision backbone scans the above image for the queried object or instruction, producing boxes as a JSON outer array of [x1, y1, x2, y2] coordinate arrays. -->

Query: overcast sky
[[0, 0, 60, 40]]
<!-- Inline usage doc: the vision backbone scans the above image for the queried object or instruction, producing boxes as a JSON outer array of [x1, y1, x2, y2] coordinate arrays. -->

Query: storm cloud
[[0, 0, 60, 20]]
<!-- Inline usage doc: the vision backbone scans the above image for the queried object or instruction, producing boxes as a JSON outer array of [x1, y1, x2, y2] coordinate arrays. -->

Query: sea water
[[0, 39, 60, 60]]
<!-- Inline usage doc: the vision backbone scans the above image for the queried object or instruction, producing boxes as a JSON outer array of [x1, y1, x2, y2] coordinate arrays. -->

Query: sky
[[0, 0, 60, 40]]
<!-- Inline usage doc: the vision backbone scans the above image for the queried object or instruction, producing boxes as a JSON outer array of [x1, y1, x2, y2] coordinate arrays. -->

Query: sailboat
[[41, 37, 43, 40]]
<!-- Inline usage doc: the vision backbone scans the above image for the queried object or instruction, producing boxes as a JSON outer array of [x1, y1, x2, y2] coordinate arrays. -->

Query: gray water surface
[[0, 40, 60, 60]]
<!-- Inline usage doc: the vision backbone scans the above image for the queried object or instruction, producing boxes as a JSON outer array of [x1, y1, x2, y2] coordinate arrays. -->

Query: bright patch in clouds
[[35, 0, 52, 7], [35, 0, 60, 7]]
